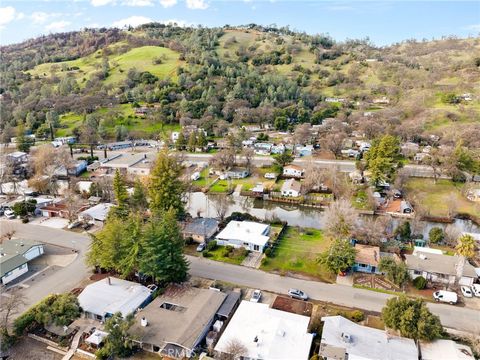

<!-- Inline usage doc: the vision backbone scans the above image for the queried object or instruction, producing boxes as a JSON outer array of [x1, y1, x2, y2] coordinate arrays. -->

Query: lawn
[[203, 245, 248, 265], [404, 178, 479, 219], [260, 227, 335, 282], [191, 168, 211, 188]]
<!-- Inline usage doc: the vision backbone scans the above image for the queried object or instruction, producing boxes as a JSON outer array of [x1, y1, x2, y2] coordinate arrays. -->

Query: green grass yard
[[203, 246, 248, 265], [260, 227, 335, 282], [404, 178, 479, 218]]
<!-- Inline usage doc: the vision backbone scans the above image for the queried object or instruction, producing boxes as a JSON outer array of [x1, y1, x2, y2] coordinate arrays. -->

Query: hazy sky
[[0, 1, 479, 46]]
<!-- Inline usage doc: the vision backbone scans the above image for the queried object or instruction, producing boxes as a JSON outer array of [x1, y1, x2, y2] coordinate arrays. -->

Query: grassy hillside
[[29, 45, 180, 84]]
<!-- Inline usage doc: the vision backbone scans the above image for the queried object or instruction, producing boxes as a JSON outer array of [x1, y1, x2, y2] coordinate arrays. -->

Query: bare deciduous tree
[[209, 149, 235, 171], [242, 147, 255, 172], [218, 339, 248, 360], [211, 195, 232, 221], [303, 162, 328, 194], [324, 198, 359, 239]]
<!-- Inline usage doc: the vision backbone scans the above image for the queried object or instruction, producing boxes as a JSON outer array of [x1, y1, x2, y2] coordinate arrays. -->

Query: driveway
[[0, 221, 90, 315], [187, 255, 480, 334]]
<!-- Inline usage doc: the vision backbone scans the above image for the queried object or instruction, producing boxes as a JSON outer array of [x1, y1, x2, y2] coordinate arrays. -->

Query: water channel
[[186, 192, 480, 237]]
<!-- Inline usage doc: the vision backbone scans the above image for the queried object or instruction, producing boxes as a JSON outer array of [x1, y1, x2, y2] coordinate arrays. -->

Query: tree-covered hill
[[1, 23, 479, 147]]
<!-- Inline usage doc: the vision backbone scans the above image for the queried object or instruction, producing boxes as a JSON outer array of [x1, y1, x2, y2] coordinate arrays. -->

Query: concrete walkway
[[241, 252, 263, 268]]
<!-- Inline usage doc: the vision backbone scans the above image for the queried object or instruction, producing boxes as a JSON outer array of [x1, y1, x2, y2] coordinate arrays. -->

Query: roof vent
[[419, 254, 427, 260], [341, 333, 352, 343], [253, 335, 258, 343], [277, 330, 285, 337], [141, 317, 148, 327]]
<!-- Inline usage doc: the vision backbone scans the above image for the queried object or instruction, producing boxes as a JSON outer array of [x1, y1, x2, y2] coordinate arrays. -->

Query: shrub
[[429, 227, 444, 244], [264, 248, 273, 258], [221, 246, 234, 257], [350, 310, 365, 322], [206, 240, 217, 251], [202, 251, 212, 258], [413, 276, 427, 290]]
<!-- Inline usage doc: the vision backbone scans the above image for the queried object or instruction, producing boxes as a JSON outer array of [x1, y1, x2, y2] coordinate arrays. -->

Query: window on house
[[359, 263, 367, 268], [413, 270, 422, 275]]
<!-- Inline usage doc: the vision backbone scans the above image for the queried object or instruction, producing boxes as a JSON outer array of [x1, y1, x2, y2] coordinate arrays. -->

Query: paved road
[[187, 255, 480, 334], [0, 221, 90, 314], [3, 221, 474, 333], [184, 153, 439, 177]]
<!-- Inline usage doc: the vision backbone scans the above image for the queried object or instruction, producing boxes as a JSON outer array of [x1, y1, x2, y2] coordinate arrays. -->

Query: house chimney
[[106, 277, 111, 285], [141, 317, 148, 327]]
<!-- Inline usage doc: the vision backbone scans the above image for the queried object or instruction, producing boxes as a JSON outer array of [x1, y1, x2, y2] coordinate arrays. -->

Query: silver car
[[288, 288, 308, 301]]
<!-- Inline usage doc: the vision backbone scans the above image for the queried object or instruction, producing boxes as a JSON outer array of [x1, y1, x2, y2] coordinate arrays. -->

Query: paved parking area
[[29, 217, 69, 229]]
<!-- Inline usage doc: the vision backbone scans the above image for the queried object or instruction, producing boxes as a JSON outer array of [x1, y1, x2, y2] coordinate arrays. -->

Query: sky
[[0, 1, 479, 46]]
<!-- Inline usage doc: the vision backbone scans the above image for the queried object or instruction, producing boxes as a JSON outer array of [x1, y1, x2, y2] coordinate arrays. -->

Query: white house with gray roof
[[319, 316, 417, 360], [405, 248, 477, 286], [0, 239, 44, 285]]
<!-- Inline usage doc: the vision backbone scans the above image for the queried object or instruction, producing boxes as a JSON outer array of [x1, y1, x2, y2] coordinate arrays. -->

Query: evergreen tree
[[16, 122, 32, 153], [118, 215, 144, 278], [149, 150, 185, 218], [318, 239, 356, 274], [197, 130, 208, 151], [175, 132, 186, 150], [130, 179, 148, 212], [187, 131, 197, 152], [86, 216, 127, 272], [140, 209, 189, 283], [382, 296, 443, 340], [112, 169, 129, 217], [364, 135, 402, 186]]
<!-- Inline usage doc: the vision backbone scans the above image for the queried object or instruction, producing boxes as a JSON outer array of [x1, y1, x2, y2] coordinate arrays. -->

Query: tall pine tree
[[112, 169, 129, 218], [148, 150, 185, 218], [140, 209, 189, 283]]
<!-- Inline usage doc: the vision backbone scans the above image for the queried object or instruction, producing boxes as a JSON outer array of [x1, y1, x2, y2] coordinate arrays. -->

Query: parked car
[[461, 286, 473, 298], [191, 171, 201, 181], [4, 209, 15, 219], [250, 289, 262, 303], [67, 221, 81, 229], [264, 173, 277, 179], [288, 288, 308, 301], [472, 284, 480, 297], [196, 243, 206, 252], [433, 290, 458, 305]]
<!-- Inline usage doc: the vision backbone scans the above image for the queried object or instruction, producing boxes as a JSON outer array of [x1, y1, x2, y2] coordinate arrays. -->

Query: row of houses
[[352, 243, 478, 287], [75, 277, 475, 360]]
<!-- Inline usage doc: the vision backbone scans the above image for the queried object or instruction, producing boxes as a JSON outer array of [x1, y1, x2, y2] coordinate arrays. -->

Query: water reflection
[[187, 192, 480, 235]]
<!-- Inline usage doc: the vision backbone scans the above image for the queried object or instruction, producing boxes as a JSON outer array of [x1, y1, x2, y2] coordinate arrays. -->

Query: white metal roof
[[320, 316, 417, 360], [420, 340, 475, 360], [79, 203, 114, 221], [86, 330, 109, 345], [78, 277, 151, 318], [215, 221, 270, 247], [215, 301, 313, 360]]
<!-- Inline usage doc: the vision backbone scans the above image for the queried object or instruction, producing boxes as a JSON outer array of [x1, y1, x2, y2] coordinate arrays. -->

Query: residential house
[[319, 316, 417, 360], [131, 285, 228, 358], [182, 218, 219, 243], [251, 183, 265, 195], [420, 340, 475, 360], [226, 167, 250, 179], [78, 203, 115, 224], [295, 145, 314, 157], [254, 143, 272, 155], [0, 239, 44, 285], [414, 152, 430, 162], [78, 277, 152, 321], [405, 248, 477, 286], [215, 221, 270, 253], [215, 301, 314, 360], [99, 153, 156, 176], [283, 164, 305, 178], [372, 96, 390, 104], [400, 200, 413, 214], [349, 170, 363, 184], [67, 160, 88, 176], [281, 178, 302, 197], [271, 143, 285, 154], [352, 244, 381, 274], [6, 151, 28, 165], [40, 203, 69, 218]]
